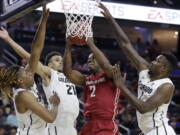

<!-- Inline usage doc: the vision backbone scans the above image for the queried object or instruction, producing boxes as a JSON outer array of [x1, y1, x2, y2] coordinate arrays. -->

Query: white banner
[[37, 0, 180, 25]]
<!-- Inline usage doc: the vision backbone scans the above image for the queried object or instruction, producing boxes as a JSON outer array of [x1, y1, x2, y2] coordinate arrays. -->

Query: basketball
[[69, 36, 86, 46], [67, 21, 90, 46]]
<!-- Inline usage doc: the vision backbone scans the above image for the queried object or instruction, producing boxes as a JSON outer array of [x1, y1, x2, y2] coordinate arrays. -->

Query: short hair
[[161, 52, 178, 72], [44, 52, 62, 65]]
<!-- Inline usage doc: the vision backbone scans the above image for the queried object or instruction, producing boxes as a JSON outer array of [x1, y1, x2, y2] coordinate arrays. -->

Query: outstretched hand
[[86, 37, 95, 46], [49, 92, 60, 106], [98, 3, 112, 19], [113, 64, 126, 88], [0, 27, 10, 41]]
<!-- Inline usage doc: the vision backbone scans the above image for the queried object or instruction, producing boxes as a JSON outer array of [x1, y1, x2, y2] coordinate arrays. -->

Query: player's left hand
[[86, 37, 94, 46], [98, 3, 112, 19], [112, 64, 126, 88], [49, 92, 60, 106]]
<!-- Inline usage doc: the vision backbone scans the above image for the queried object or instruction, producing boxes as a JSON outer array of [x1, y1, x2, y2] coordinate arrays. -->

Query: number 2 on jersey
[[66, 85, 77, 95], [89, 85, 96, 97]]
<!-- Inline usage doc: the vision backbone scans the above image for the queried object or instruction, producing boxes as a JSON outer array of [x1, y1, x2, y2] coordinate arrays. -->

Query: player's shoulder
[[57, 71, 64, 76], [94, 72, 106, 78], [52, 70, 64, 78], [17, 90, 34, 98], [157, 82, 174, 99], [139, 69, 149, 75], [15, 90, 34, 103], [139, 69, 149, 78], [155, 77, 173, 86], [158, 80, 174, 89]]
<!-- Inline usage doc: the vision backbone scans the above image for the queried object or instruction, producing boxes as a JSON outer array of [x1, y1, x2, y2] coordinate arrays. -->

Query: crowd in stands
[[0, 23, 180, 135]]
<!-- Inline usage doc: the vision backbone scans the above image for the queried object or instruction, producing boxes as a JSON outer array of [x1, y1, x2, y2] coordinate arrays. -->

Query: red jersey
[[83, 72, 121, 120]]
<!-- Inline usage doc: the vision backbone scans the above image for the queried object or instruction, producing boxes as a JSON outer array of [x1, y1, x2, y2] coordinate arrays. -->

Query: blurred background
[[0, 0, 180, 135]]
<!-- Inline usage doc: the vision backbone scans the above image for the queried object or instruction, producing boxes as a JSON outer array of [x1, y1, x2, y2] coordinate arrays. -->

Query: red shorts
[[78, 119, 120, 135]]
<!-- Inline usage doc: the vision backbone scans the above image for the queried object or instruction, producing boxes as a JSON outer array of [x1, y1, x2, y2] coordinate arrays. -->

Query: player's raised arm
[[112, 64, 174, 114], [63, 39, 85, 87], [98, 3, 150, 72], [28, 6, 49, 73], [0, 7, 51, 78], [0, 27, 30, 59], [86, 37, 113, 79]]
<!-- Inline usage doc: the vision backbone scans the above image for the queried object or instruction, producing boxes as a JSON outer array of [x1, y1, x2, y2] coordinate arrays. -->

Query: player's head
[[87, 53, 101, 73], [149, 52, 178, 76], [44, 52, 63, 72], [0, 65, 34, 99]]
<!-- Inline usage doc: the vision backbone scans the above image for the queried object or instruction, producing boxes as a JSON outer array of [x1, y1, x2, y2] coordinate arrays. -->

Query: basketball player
[[99, 3, 177, 135], [0, 13, 79, 135], [0, 6, 60, 135], [63, 38, 122, 135]]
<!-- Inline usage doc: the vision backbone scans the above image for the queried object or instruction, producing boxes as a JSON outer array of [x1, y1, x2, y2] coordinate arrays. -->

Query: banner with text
[[37, 0, 180, 25]]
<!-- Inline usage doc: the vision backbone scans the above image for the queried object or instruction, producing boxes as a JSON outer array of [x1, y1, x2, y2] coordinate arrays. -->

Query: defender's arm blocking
[[113, 64, 174, 114], [98, 3, 150, 72]]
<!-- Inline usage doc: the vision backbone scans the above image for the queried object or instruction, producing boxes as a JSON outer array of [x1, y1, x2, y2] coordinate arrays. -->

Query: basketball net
[[61, 0, 100, 39]]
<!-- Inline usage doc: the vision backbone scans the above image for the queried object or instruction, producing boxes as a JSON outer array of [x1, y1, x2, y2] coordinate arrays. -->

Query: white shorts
[[16, 127, 48, 135], [144, 124, 176, 135], [48, 126, 77, 135]]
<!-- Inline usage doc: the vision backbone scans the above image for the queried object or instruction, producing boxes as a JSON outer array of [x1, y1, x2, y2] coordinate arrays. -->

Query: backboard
[[0, 0, 54, 23]]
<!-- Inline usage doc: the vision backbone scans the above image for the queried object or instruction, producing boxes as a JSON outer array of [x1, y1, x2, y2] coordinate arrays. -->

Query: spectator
[[10, 127, 17, 135], [0, 108, 7, 125], [0, 63, 6, 70], [169, 114, 180, 134], [6, 109, 17, 127], [0, 126, 5, 135], [4, 107, 11, 117]]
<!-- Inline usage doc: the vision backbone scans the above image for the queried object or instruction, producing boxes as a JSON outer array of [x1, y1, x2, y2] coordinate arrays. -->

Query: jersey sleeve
[[138, 69, 149, 81]]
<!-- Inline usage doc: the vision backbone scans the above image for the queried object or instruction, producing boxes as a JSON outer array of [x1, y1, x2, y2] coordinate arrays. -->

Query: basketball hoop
[[61, 0, 100, 40]]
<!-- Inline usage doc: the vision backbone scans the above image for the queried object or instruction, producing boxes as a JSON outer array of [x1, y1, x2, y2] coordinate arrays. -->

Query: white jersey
[[43, 69, 79, 135], [13, 84, 47, 135], [137, 70, 175, 134]]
